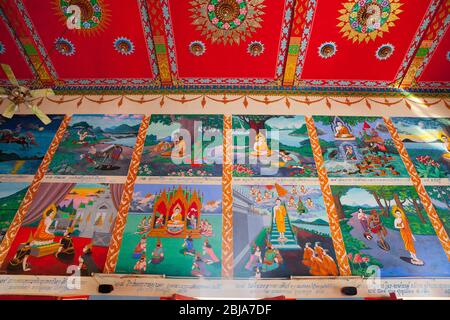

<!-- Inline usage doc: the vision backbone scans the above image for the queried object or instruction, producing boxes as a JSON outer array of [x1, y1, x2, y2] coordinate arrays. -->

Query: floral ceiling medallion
[[189, 0, 266, 45], [247, 41, 264, 56], [54, 0, 110, 35], [337, 0, 403, 43], [376, 43, 394, 60], [55, 37, 76, 56], [114, 37, 135, 55], [189, 41, 207, 56], [318, 42, 337, 59]]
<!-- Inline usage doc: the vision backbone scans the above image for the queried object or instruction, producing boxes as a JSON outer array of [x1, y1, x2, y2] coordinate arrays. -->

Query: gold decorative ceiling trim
[[2, 94, 448, 110]]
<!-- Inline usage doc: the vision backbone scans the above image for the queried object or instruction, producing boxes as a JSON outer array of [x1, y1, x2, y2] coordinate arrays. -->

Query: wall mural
[[313, 116, 408, 178], [2, 183, 122, 276], [232, 115, 317, 177], [139, 115, 223, 177], [115, 184, 222, 277], [0, 113, 448, 280], [331, 185, 449, 277], [47, 114, 143, 176], [233, 184, 338, 278], [0, 115, 63, 175], [391, 117, 450, 178]]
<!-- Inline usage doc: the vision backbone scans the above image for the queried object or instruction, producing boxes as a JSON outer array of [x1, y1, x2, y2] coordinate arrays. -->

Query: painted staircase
[[269, 212, 301, 250]]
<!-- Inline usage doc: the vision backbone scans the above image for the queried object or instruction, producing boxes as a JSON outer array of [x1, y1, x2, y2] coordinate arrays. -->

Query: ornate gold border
[[384, 117, 450, 260], [222, 115, 233, 278], [3, 95, 447, 109], [305, 116, 352, 276], [103, 116, 151, 273], [0, 115, 72, 267]]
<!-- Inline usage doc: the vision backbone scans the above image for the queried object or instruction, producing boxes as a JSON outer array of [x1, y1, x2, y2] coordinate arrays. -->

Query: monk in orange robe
[[392, 206, 424, 265], [309, 254, 323, 276], [314, 242, 325, 260], [302, 242, 314, 267]]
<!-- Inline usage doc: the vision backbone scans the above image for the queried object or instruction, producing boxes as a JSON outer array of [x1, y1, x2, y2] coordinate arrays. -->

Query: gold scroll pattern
[[0, 116, 72, 267], [103, 116, 151, 273], [222, 115, 234, 278], [384, 117, 450, 260], [305, 116, 352, 276]]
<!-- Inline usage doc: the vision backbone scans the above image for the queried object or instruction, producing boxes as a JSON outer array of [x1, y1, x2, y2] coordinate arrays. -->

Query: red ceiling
[[300, 0, 433, 82], [0, 0, 449, 90], [21, 0, 156, 80], [169, 0, 286, 80], [0, 14, 34, 82], [418, 26, 450, 83]]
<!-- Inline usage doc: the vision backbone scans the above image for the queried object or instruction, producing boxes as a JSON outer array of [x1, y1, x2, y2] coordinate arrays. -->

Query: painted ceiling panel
[[168, 0, 287, 82], [300, 0, 434, 83], [418, 26, 450, 84], [0, 14, 34, 82], [21, 0, 156, 80], [0, 0, 448, 92]]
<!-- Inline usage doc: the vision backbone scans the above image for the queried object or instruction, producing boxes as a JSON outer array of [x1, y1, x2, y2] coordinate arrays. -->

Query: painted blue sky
[[340, 187, 379, 207], [0, 115, 63, 132], [133, 184, 222, 201], [0, 182, 29, 199], [392, 117, 449, 135], [265, 116, 306, 130], [70, 114, 143, 130]]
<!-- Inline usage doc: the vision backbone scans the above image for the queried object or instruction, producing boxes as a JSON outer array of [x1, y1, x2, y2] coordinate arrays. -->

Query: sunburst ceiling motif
[[53, 0, 110, 36], [189, 0, 266, 45], [337, 0, 403, 43]]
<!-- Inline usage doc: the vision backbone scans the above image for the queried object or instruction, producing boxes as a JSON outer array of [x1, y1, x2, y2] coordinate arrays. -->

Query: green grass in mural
[[116, 213, 222, 277], [0, 188, 27, 231]]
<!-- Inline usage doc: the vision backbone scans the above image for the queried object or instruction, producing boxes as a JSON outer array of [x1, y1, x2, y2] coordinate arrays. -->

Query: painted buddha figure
[[33, 204, 57, 244], [172, 135, 186, 158], [334, 121, 354, 139], [161, 134, 186, 158], [169, 204, 183, 225], [439, 132, 450, 159], [250, 132, 272, 157]]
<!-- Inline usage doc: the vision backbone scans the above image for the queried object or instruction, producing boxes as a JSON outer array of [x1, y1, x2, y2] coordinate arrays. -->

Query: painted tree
[[330, 185, 351, 220], [426, 186, 450, 210], [362, 185, 394, 217], [151, 115, 222, 143], [363, 186, 426, 224], [233, 115, 299, 133], [395, 186, 426, 224]]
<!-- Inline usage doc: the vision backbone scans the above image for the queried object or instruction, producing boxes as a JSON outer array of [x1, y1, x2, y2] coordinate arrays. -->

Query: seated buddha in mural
[[250, 132, 272, 157], [439, 132, 450, 159], [169, 204, 183, 224], [166, 203, 185, 234], [32, 204, 58, 245], [334, 121, 355, 140], [161, 134, 187, 158]]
